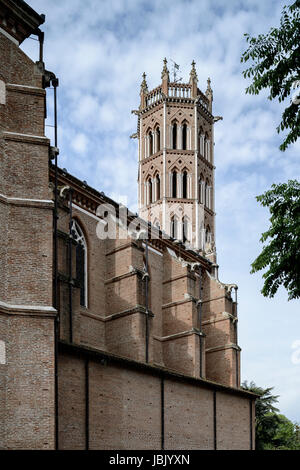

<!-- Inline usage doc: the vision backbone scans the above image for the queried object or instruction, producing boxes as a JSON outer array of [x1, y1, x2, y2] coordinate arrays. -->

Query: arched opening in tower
[[182, 123, 187, 150], [172, 123, 177, 149], [149, 131, 154, 156], [182, 171, 187, 198], [172, 170, 177, 198], [156, 174, 160, 200], [156, 127, 160, 152]]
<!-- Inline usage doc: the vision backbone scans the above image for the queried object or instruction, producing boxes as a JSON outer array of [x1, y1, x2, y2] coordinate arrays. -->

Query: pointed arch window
[[182, 170, 188, 199], [71, 220, 87, 307], [149, 131, 154, 156], [205, 225, 212, 247], [156, 127, 160, 152], [182, 216, 189, 243], [172, 170, 177, 198], [182, 123, 187, 150], [147, 177, 153, 204], [156, 174, 161, 200], [205, 180, 209, 207], [199, 175, 204, 204], [170, 215, 178, 239], [205, 179, 212, 209], [172, 122, 177, 149]]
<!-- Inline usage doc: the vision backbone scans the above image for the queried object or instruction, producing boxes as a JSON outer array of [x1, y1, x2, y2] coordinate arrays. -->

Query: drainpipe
[[46, 71, 59, 450], [136, 229, 150, 363], [234, 286, 239, 387], [198, 267, 203, 378], [144, 236, 149, 363], [68, 189, 73, 343]]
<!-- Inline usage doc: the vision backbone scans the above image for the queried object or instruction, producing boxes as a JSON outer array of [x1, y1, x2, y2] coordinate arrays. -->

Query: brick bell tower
[[135, 59, 218, 262]]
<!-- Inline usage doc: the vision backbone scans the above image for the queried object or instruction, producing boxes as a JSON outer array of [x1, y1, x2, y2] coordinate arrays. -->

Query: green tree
[[250, 180, 300, 300], [242, 381, 300, 450], [241, 0, 300, 151], [241, 2, 300, 300], [272, 414, 300, 449], [242, 381, 280, 449]]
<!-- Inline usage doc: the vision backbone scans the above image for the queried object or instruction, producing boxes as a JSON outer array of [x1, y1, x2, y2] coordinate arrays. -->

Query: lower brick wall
[[58, 346, 255, 450], [2, 315, 55, 450]]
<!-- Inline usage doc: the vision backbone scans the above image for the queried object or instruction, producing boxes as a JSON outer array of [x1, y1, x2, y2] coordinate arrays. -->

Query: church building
[[0, 0, 256, 450]]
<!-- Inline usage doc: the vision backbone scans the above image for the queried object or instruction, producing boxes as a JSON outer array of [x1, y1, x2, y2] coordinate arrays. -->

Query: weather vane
[[170, 59, 183, 83]]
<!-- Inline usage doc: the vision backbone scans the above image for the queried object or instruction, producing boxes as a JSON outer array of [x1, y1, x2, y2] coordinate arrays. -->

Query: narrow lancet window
[[71, 220, 87, 307]]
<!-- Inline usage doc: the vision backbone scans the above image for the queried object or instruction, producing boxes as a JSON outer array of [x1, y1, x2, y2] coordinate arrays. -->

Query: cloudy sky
[[22, 0, 300, 422]]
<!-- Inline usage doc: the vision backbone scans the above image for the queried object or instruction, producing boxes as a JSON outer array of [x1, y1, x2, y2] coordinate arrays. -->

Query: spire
[[189, 60, 198, 82], [140, 72, 148, 94]]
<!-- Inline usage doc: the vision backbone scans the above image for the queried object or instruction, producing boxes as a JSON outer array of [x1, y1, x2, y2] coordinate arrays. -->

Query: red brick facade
[[0, 0, 256, 450]]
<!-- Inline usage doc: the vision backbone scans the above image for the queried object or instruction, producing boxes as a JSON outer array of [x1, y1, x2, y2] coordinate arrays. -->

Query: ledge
[[0, 299, 56, 317], [58, 340, 258, 399], [154, 328, 205, 342]]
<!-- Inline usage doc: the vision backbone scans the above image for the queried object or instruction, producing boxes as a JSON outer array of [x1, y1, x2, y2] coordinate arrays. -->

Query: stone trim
[[0, 300, 56, 317], [202, 312, 238, 326], [106, 241, 142, 256], [6, 83, 45, 97], [154, 328, 205, 342], [163, 273, 196, 285], [3, 131, 49, 145], [80, 305, 154, 323], [206, 343, 241, 354], [0, 26, 19, 45], [162, 297, 197, 310], [0, 193, 53, 209], [105, 268, 144, 285]]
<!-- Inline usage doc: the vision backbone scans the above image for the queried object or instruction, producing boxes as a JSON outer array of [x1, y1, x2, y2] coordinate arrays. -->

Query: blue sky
[[22, 0, 300, 422]]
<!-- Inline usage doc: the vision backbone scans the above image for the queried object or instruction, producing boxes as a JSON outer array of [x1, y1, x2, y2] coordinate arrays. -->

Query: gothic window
[[156, 127, 160, 152], [172, 170, 177, 198], [182, 170, 188, 199], [198, 127, 204, 155], [204, 133, 209, 160], [156, 174, 161, 200], [199, 175, 204, 203], [147, 177, 153, 204], [170, 215, 178, 239], [182, 123, 187, 150], [205, 179, 211, 209], [205, 180, 209, 207], [182, 216, 189, 243], [71, 220, 87, 307], [172, 122, 177, 149], [205, 225, 212, 247], [149, 131, 154, 156]]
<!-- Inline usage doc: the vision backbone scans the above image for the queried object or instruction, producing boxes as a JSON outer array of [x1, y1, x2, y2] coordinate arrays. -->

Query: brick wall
[[0, 24, 55, 449], [58, 346, 255, 450]]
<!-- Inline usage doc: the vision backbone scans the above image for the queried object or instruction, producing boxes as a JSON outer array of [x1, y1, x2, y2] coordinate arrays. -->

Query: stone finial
[[161, 57, 169, 80], [206, 77, 212, 94], [205, 77, 213, 112], [140, 72, 148, 93], [189, 60, 198, 98], [189, 60, 198, 82]]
